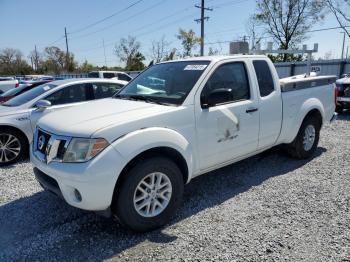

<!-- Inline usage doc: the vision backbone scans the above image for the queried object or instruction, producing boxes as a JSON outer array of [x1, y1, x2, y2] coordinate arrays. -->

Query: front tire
[[286, 116, 321, 159], [113, 156, 184, 232], [0, 128, 28, 166]]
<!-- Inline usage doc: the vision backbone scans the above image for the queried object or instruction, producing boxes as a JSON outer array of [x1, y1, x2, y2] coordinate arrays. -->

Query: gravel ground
[[1, 112, 350, 262]]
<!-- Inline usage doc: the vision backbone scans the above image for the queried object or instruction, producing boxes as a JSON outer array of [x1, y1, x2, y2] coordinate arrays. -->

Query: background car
[[88, 71, 132, 81], [0, 78, 126, 166], [0, 77, 19, 94], [335, 75, 350, 113], [0, 80, 52, 103]]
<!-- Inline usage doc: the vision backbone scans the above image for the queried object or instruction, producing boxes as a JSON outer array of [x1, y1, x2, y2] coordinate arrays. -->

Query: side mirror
[[35, 100, 51, 111], [201, 88, 233, 109]]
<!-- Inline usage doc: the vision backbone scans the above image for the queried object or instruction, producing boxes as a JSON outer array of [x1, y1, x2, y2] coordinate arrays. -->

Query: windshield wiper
[[114, 94, 171, 106]]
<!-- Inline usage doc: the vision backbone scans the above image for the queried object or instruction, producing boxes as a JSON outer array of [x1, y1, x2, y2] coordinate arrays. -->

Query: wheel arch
[[111, 146, 189, 210]]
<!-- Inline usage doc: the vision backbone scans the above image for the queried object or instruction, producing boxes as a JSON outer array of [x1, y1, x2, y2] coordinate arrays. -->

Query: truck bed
[[277, 75, 336, 144]]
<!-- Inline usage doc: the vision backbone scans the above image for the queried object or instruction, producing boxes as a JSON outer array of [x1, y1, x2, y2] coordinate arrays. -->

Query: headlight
[[63, 138, 109, 163]]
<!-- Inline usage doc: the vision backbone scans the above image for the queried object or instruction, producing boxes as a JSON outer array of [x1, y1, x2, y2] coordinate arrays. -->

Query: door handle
[[246, 107, 258, 113]]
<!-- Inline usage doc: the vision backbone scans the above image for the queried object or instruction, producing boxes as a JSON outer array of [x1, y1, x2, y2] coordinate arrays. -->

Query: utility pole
[[64, 27, 70, 71], [195, 0, 212, 56], [341, 31, 345, 60], [103, 38, 107, 68], [34, 45, 38, 71]]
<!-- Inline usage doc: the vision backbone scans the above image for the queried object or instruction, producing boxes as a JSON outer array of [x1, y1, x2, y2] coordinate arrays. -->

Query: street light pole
[[341, 31, 346, 60]]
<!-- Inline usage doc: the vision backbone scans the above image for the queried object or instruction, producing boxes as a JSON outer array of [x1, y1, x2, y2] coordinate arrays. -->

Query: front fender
[[111, 127, 194, 182]]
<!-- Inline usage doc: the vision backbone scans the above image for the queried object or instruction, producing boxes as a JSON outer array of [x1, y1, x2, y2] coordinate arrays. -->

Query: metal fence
[[275, 59, 350, 79]]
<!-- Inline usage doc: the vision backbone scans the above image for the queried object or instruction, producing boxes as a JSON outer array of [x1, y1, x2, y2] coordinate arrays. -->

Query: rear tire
[[0, 127, 28, 166], [113, 156, 184, 232], [286, 116, 321, 159]]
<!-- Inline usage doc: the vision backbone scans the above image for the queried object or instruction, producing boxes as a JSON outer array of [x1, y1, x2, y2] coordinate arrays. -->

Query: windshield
[[116, 61, 210, 105], [1, 85, 28, 97], [3, 83, 57, 107]]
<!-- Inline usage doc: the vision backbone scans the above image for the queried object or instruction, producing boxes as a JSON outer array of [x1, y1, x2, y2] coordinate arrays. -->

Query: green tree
[[128, 52, 145, 71], [79, 60, 96, 73], [115, 36, 142, 69], [176, 29, 201, 57]]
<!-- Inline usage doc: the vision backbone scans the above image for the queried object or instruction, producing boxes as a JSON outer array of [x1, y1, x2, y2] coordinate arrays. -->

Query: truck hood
[[336, 77, 350, 84], [37, 98, 177, 138]]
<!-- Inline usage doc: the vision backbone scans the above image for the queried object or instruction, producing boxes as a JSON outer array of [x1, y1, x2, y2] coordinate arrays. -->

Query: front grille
[[344, 87, 350, 97], [37, 129, 51, 154], [34, 128, 71, 164]]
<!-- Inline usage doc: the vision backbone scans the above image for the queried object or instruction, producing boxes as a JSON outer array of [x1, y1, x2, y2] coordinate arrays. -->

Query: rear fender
[[282, 98, 324, 143]]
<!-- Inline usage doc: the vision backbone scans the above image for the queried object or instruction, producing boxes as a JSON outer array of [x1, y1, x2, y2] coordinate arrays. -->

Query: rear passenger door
[[252, 59, 282, 149]]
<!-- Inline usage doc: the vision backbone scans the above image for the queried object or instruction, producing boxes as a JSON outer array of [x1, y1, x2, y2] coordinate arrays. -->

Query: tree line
[[1, 0, 348, 75]]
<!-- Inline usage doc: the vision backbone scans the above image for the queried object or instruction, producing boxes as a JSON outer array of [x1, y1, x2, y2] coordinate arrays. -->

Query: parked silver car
[[0, 78, 127, 166]]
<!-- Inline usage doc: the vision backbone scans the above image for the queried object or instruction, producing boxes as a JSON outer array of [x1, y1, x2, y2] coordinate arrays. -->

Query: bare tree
[[208, 47, 220, 56], [246, 15, 263, 50], [28, 48, 41, 72], [150, 36, 170, 63], [326, 0, 350, 37], [0, 48, 32, 75], [176, 28, 201, 57], [115, 36, 141, 69], [254, 0, 325, 61]]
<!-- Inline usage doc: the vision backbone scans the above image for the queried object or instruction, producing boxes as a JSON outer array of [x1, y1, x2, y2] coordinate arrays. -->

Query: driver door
[[195, 60, 260, 171], [29, 83, 92, 131]]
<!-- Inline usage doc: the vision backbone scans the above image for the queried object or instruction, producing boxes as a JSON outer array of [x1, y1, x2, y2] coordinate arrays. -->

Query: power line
[[68, 0, 145, 35], [69, 0, 167, 41], [195, 0, 213, 56]]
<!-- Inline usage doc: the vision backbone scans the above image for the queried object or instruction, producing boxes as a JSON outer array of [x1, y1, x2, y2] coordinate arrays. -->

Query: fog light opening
[[74, 189, 82, 202]]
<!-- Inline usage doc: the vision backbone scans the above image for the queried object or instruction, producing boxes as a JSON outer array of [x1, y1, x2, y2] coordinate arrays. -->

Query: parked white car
[[0, 78, 126, 166], [88, 71, 132, 81], [0, 77, 19, 93], [32, 55, 336, 231]]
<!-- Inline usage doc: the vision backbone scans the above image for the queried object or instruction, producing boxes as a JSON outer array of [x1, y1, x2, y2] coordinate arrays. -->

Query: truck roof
[[158, 55, 268, 64]]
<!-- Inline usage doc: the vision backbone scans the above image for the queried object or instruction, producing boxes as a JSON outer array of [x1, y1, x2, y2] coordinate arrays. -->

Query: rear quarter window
[[253, 60, 275, 97]]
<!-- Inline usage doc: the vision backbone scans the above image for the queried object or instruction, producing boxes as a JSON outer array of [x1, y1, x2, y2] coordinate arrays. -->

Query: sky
[[0, 0, 345, 67]]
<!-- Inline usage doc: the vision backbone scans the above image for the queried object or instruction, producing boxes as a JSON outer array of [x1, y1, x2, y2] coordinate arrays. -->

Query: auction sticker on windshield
[[184, 64, 207, 70]]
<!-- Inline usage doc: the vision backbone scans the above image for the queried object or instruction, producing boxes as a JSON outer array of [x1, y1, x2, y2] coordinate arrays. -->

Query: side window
[[92, 83, 124, 99], [45, 84, 88, 105], [118, 73, 132, 81], [103, 73, 115, 79], [253, 60, 275, 97], [202, 62, 250, 104]]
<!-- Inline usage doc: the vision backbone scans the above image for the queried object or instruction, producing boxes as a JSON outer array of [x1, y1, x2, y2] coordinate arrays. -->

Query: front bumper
[[31, 144, 126, 211]]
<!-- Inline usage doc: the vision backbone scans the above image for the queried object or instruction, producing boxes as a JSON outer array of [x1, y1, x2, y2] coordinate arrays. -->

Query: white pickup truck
[[0, 77, 19, 94], [31, 55, 336, 232]]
